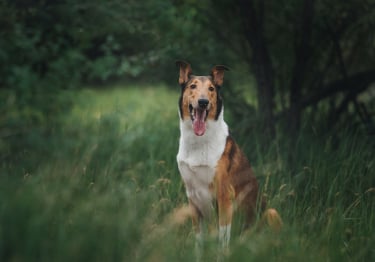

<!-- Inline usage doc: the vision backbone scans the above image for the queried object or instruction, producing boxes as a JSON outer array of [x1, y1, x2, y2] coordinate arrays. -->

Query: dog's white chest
[[177, 118, 228, 217]]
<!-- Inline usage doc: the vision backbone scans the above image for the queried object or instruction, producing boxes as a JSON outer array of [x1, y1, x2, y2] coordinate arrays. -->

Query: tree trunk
[[288, 0, 315, 134], [237, 0, 276, 138]]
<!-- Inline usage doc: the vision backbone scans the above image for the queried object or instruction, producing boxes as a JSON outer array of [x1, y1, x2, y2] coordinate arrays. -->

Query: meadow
[[1, 86, 374, 261]]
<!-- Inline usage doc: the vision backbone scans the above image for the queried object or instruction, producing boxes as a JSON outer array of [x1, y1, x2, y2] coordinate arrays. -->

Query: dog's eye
[[190, 84, 196, 89], [209, 86, 215, 91]]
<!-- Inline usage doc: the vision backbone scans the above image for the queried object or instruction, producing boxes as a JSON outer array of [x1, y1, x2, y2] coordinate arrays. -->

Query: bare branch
[[302, 70, 375, 109]]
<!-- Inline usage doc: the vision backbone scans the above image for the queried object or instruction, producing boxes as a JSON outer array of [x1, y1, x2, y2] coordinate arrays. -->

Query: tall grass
[[1, 86, 374, 261]]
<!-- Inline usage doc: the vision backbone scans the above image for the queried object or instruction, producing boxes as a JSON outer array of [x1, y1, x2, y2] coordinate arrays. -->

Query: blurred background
[[0, 0, 374, 261], [1, 0, 374, 143]]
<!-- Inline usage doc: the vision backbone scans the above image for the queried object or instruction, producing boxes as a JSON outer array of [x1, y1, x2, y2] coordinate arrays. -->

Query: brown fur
[[216, 136, 261, 227]]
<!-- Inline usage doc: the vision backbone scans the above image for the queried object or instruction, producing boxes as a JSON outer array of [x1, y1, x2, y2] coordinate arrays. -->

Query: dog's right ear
[[176, 60, 192, 85]]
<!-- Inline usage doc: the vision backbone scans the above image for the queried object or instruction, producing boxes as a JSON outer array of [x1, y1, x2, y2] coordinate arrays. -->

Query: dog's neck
[[177, 106, 229, 217], [178, 108, 229, 170]]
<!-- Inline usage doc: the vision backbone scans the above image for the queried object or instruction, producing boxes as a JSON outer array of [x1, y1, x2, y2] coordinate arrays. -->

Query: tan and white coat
[[176, 61, 281, 250]]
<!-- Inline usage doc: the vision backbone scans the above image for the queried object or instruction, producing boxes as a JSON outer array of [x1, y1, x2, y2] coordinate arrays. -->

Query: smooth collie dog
[[176, 61, 282, 251]]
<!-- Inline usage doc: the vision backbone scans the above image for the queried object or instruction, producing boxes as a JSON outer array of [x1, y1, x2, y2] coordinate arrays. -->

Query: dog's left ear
[[211, 65, 229, 87]]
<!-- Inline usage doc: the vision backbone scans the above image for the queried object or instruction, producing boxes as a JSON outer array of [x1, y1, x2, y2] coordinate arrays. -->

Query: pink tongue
[[193, 109, 206, 136]]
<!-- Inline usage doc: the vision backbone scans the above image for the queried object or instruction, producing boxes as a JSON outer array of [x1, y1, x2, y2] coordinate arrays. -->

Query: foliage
[[0, 0, 175, 161], [1, 0, 374, 147], [0, 1, 374, 258], [192, 0, 375, 136], [1, 87, 374, 261]]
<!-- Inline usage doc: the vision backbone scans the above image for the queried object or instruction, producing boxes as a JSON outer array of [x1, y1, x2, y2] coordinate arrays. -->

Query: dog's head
[[176, 61, 229, 136]]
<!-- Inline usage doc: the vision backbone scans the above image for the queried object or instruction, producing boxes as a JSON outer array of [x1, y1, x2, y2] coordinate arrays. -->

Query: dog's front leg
[[217, 182, 233, 249], [189, 200, 203, 260]]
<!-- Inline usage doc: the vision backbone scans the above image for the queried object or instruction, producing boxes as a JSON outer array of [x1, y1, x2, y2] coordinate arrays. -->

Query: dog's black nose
[[198, 99, 209, 108]]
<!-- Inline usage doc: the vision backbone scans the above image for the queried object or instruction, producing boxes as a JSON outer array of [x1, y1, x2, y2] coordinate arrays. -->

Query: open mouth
[[189, 104, 208, 136]]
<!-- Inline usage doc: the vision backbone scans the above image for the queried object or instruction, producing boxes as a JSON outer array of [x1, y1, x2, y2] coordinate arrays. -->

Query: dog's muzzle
[[189, 99, 209, 136]]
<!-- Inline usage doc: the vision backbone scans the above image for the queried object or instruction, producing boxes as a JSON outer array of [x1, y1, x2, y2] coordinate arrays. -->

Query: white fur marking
[[219, 224, 232, 248], [219, 224, 231, 248], [177, 109, 228, 217]]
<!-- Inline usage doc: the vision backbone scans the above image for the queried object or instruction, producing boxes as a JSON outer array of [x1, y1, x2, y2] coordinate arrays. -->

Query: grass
[[1, 85, 374, 261]]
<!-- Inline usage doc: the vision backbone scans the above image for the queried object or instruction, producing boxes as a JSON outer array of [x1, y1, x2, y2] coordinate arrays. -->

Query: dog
[[176, 61, 282, 251]]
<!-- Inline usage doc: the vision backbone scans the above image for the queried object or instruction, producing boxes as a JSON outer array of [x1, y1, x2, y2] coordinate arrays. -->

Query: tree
[[181, 0, 375, 138], [0, 0, 172, 161]]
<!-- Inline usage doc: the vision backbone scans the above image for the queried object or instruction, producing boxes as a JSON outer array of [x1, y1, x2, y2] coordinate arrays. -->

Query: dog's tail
[[260, 208, 283, 232]]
